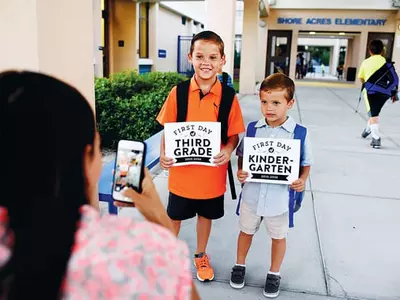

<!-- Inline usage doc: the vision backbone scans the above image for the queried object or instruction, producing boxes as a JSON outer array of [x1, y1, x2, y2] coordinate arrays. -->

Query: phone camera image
[[114, 149, 143, 193]]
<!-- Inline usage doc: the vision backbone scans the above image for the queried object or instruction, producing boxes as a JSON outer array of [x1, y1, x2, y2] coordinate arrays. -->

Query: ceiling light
[[309, 32, 316, 35], [339, 32, 345, 35]]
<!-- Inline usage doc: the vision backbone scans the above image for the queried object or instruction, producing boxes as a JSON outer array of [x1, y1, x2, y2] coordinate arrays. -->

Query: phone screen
[[113, 141, 145, 202]]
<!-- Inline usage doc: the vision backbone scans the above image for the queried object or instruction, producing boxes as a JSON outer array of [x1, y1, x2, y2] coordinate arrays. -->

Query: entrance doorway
[[266, 30, 292, 77], [296, 31, 360, 82], [366, 32, 395, 60]]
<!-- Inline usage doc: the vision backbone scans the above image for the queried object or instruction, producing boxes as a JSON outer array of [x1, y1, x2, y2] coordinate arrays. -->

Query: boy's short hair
[[190, 31, 225, 57], [260, 73, 295, 102], [368, 40, 384, 55]]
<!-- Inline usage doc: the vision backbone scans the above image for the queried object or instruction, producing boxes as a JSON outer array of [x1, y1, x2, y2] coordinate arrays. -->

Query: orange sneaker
[[194, 253, 215, 282]]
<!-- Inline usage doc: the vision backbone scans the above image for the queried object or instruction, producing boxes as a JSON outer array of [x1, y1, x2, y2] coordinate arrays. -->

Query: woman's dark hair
[[0, 71, 96, 299]]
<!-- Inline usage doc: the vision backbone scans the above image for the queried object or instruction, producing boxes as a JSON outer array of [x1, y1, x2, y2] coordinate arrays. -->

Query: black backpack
[[175, 76, 238, 199], [365, 61, 399, 97]]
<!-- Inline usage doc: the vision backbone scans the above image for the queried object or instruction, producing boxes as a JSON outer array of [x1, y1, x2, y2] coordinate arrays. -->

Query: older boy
[[157, 31, 245, 282]]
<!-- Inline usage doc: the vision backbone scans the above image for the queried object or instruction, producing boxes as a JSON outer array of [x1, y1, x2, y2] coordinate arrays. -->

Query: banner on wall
[[277, 17, 387, 26]]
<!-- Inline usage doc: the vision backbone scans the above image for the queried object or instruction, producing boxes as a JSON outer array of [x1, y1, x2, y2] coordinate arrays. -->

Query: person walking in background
[[358, 39, 398, 149]]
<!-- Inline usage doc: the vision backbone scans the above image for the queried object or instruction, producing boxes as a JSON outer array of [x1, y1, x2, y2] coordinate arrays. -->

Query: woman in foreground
[[0, 70, 199, 299]]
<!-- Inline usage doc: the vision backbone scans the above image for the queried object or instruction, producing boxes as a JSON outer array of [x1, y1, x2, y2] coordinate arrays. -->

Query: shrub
[[95, 71, 186, 148]]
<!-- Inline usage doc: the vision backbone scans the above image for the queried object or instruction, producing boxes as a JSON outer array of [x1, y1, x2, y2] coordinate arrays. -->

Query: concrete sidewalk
[[120, 84, 400, 300]]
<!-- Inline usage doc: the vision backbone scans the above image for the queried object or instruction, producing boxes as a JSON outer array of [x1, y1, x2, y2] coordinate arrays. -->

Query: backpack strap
[[218, 85, 236, 144], [222, 72, 228, 87], [246, 121, 258, 138], [289, 124, 307, 228], [176, 80, 191, 122], [236, 121, 259, 216]]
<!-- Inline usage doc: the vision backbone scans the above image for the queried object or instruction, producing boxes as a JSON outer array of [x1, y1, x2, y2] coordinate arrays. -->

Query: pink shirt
[[0, 205, 192, 299]]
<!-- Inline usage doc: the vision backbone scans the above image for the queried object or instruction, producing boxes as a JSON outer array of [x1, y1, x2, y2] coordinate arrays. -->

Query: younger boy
[[229, 74, 312, 298], [156, 31, 245, 282]]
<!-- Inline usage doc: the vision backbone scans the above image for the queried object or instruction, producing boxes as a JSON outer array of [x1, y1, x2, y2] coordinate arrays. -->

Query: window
[[139, 2, 149, 58]]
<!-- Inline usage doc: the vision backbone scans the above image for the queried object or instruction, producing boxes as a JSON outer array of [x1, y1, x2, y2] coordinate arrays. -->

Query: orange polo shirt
[[156, 77, 245, 199]]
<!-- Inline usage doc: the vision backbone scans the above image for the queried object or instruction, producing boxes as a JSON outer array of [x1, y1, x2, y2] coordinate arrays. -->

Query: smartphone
[[112, 140, 146, 202]]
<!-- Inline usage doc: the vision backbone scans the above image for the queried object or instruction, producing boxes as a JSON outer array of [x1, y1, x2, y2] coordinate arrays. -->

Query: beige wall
[[289, 30, 299, 79], [257, 24, 268, 82], [162, 1, 206, 24], [345, 38, 354, 70], [239, 0, 258, 94], [109, 0, 137, 74], [148, 3, 159, 71], [0, 1, 39, 70], [205, 0, 236, 76], [93, 0, 103, 77], [0, 0, 95, 107], [392, 12, 400, 74], [155, 5, 198, 72]]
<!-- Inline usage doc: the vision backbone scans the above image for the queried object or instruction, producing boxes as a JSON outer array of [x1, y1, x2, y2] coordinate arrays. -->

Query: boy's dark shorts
[[167, 192, 224, 221], [367, 93, 388, 117]]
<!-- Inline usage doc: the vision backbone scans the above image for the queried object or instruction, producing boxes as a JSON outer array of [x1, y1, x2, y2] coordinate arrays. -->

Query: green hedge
[[95, 71, 187, 148]]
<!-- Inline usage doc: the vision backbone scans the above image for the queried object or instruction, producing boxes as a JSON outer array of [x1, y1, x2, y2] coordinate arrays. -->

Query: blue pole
[[177, 35, 181, 74]]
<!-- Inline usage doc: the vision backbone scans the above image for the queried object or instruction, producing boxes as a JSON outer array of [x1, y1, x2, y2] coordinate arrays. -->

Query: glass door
[[366, 32, 394, 61], [266, 30, 292, 76]]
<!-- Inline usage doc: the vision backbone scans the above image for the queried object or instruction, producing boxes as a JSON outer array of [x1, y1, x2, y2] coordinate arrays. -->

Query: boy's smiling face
[[260, 89, 294, 127], [188, 40, 224, 82]]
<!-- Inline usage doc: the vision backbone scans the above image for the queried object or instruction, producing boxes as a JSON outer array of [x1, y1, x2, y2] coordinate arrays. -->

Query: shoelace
[[231, 267, 245, 280], [198, 255, 210, 269], [266, 275, 279, 287]]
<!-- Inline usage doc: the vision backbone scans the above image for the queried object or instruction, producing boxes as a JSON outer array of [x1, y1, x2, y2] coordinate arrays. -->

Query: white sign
[[243, 137, 300, 184], [164, 122, 221, 167]]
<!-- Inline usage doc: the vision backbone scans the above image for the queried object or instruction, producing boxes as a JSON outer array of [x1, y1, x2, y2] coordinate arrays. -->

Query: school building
[[264, 0, 400, 85], [1, 0, 400, 104]]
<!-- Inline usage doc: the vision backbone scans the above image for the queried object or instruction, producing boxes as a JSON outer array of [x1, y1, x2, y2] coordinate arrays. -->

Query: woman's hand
[[114, 168, 167, 224]]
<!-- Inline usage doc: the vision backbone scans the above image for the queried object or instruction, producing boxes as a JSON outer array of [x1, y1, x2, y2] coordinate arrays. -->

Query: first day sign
[[243, 137, 300, 184], [164, 122, 221, 166]]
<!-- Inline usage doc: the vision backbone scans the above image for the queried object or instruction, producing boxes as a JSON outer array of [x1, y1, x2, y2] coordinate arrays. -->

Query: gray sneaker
[[370, 138, 381, 149], [263, 273, 281, 298], [230, 265, 246, 289], [361, 128, 371, 138]]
